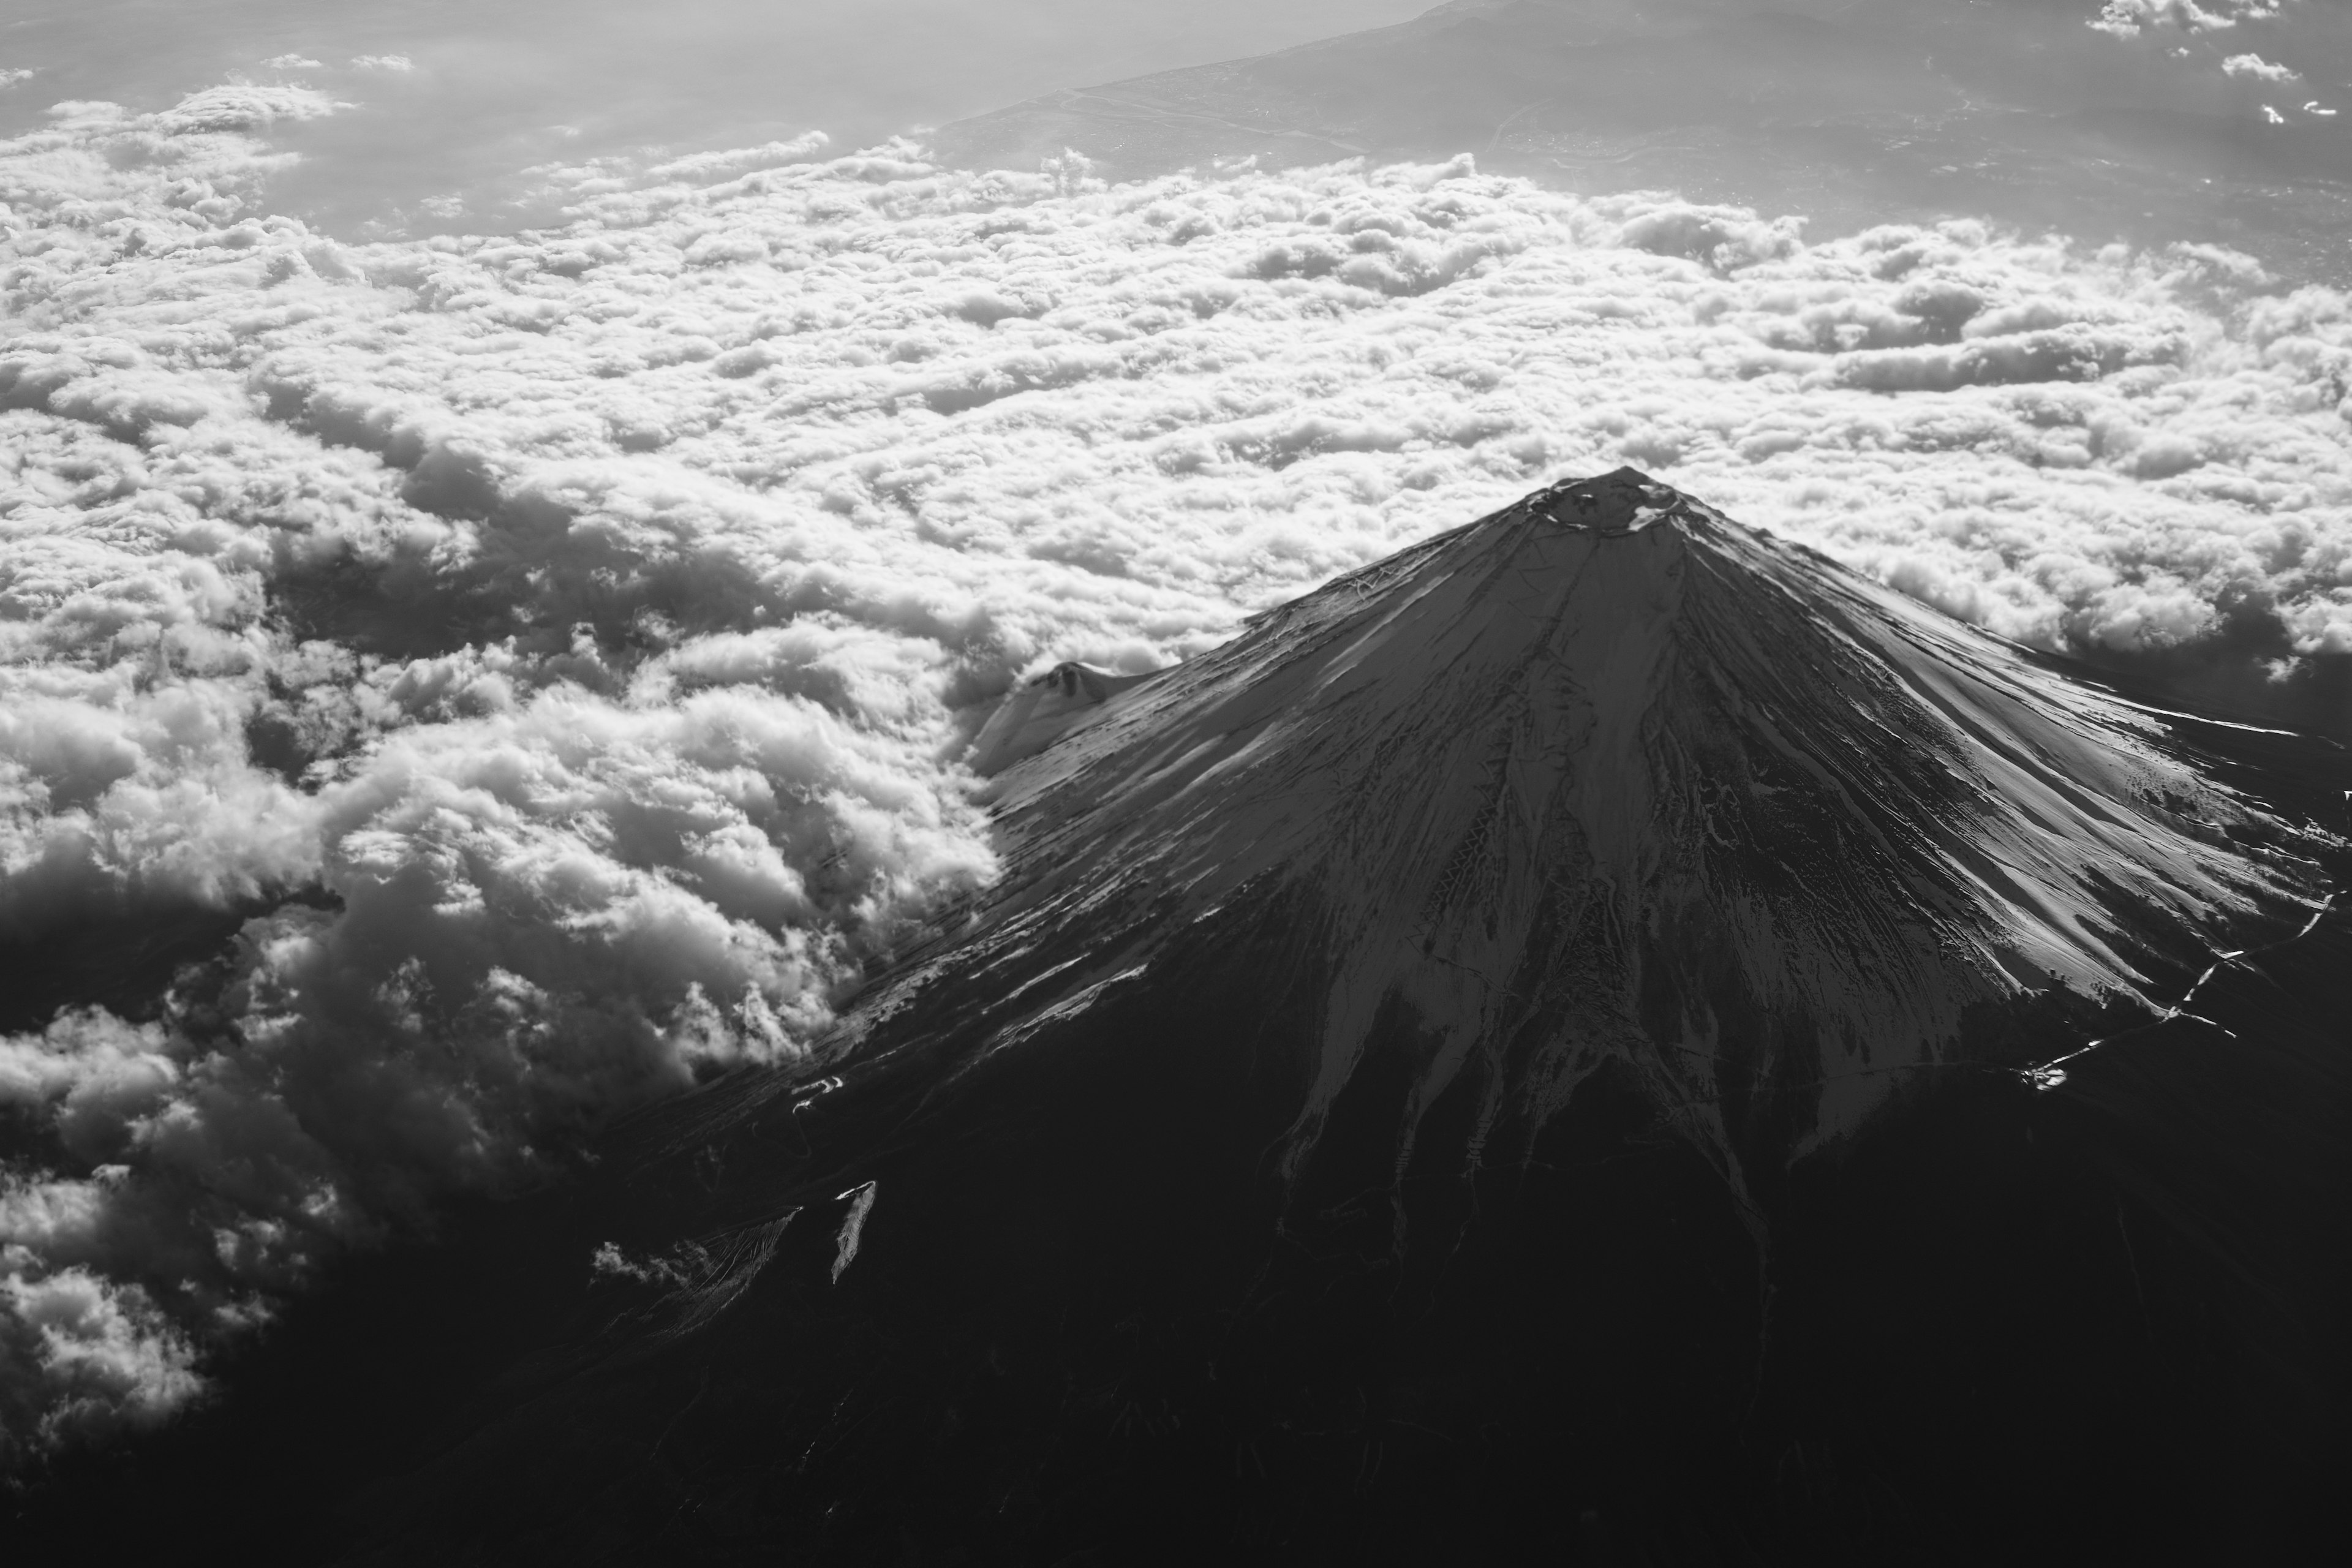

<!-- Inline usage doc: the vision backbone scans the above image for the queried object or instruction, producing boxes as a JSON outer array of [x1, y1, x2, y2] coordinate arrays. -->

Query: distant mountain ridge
[[937, 0, 2352, 282]]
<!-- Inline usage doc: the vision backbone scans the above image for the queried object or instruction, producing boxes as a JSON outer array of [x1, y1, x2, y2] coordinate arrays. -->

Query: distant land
[[938, 0, 2352, 285]]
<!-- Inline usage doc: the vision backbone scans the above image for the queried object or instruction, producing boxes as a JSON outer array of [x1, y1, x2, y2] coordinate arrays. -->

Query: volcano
[[36, 472, 2350, 1564], [952, 465, 2323, 1184]]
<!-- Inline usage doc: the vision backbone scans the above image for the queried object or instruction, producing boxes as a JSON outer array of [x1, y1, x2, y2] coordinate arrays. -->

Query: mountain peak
[[931, 472, 2327, 1182], [1512, 463, 1694, 535]]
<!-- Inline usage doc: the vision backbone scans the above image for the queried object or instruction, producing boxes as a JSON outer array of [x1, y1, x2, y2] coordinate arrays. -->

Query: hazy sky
[[0, 1, 1431, 233]]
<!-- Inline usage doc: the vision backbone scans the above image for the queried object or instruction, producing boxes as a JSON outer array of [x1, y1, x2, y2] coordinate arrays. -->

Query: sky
[[0, 1, 1431, 235], [2, 0, 2349, 1458]]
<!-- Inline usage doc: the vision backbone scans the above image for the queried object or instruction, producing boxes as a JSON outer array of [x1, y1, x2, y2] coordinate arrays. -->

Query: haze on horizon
[[6, 1, 2346, 260], [0, 1, 1431, 235], [948, 0, 2352, 285]]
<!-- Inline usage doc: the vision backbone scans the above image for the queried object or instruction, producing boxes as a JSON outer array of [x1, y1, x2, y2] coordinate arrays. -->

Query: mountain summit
[[334, 470, 2345, 1563]]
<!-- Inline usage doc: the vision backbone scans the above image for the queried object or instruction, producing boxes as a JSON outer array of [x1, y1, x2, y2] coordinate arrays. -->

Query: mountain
[[18, 471, 2351, 1563], [948, 464, 2321, 1186], [937, 0, 2352, 284]]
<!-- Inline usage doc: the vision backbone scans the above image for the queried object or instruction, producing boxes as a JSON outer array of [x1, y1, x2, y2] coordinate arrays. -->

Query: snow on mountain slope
[[889, 466, 2330, 1194]]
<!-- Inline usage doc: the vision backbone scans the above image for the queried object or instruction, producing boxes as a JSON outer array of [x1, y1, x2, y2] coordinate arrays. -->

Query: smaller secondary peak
[[968, 661, 1155, 776]]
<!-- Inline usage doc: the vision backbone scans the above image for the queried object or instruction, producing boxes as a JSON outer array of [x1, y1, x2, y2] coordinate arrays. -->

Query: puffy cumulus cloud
[[5, 83, 2352, 1453], [2087, 0, 2288, 37], [2222, 51, 2301, 80], [0, 1262, 202, 1446], [0, 92, 994, 1456], [1, 70, 36, 91]]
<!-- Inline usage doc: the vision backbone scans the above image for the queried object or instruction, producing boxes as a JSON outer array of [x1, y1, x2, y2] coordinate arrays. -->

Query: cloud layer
[[3, 81, 2350, 1452]]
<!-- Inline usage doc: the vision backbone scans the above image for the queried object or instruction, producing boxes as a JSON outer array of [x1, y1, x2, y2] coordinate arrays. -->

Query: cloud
[[349, 55, 416, 75], [2, 83, 2350, 1453], [1, 69, 35, 90], [260, 56, 325, 73], [0, 1264, 203, 1446], [2087, 0, 2286, 37], [2222, 51, 2301, 80]]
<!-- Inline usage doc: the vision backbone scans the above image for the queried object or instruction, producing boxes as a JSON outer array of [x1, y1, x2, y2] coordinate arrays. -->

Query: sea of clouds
[[1, 72, 2350, 1452]]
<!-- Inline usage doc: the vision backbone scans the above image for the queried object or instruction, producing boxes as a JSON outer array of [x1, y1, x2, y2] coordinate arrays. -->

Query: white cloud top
[[2088, 0, 2288, 37], [1, 81, 2349, 1452], [2222, 51, 2301, 80]]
